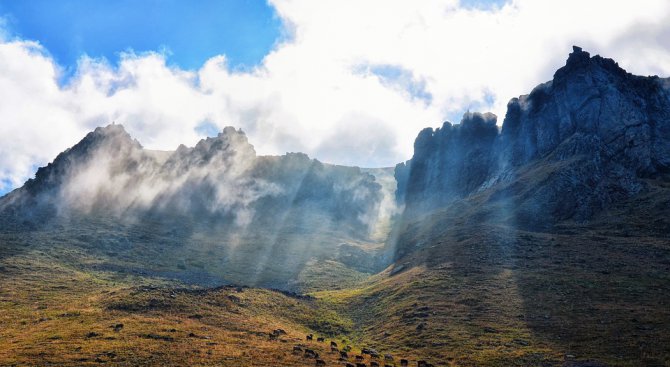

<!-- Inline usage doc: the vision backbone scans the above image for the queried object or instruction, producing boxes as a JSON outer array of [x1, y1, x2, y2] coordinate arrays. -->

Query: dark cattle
[[340, 351, 349, 359], [331, 346, 339, 353], [315, 359, 326, 366], [417, 361, 428, 367], [371, 353, 380, 359], [371, 362, 380, 367], [356, 363, 367, 367], [293, 346, 303, 354], [384, 354, 393, 361], [304, 349, 318, 358], [317, 337, 325, 342], [362, 348, 371, 355], [385, 365, 393, 367], [400, 359, 409, 366], [268, 333, 278, 340], [331, 341, 338, 348], [274, 328, 287, 335], [307, 334, 313, 341], [110, 323, 124, 332], [355, 355, 364, 362], [345, 364, 355, 367]]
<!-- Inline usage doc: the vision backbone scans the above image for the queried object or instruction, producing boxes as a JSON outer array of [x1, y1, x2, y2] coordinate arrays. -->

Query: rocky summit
[[1, 48, 669, 367], [396, 46, 670, 227]]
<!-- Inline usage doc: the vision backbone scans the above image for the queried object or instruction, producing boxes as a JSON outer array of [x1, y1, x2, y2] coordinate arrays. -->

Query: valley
[[1, 47, 670, 366]]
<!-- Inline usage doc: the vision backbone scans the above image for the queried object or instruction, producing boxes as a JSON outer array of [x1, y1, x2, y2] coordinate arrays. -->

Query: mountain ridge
[[1, 46, 670, 367], [395, 46, 670, 228]]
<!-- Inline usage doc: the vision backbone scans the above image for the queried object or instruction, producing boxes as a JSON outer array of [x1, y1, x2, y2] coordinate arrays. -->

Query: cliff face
[[501, 46, 670, 173], [396, 112, 499, 212], [397, 47, 670, 226]]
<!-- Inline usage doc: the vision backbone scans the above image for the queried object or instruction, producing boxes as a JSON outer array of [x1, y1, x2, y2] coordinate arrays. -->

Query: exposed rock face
[[6, 124, 384, 233], [397, 112, 498, 213], [24, 124, 145, 196], [501, 46, 670, 174], [0, 124, 390, 289], [397, 47, 670, 226]]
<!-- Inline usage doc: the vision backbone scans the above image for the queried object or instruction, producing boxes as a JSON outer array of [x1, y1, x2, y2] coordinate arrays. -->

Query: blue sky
[[0, 0, 510, 74], [0, 0, 282, 73]]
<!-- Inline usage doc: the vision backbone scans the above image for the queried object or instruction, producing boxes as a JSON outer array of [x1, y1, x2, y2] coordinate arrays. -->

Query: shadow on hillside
[[390, 188, 670, 366]]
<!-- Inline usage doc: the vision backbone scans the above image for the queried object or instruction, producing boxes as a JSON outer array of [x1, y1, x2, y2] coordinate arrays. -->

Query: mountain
[[1, 47, 669, 367], [396, 46, 670, 227], [359, 46, 670, 366], [0, 124, 395, 290]]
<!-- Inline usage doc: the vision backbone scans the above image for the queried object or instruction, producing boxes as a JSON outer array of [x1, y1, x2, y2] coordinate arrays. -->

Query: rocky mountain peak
[[70, 123, 142, 156], [164, 126, 256, 173], [561, 45, 591, 71], [193, 126, 254, 157], [553, 45, 629, 83], [397, 47, 670, 225], [23, 123, 143, 195]]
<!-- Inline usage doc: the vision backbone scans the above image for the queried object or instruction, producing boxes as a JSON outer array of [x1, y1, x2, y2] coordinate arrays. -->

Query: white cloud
[[1, 0, 670, 192]]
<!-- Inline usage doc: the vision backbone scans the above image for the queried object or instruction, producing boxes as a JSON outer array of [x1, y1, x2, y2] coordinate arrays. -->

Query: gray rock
[[397, 46, 670, 226]]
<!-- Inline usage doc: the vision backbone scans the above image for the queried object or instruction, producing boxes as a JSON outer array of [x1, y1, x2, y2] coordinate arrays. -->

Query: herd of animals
[[268, 329, 436, 367]]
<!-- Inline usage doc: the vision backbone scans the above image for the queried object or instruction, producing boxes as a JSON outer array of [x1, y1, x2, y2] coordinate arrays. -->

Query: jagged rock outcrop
[[501, 46, 670, 174], [4, 124, 384, 232], [397, 46, 670, 226], [396, 112, 499, 213], [24, 124, 146, 196], [0, 124, 390, 289]]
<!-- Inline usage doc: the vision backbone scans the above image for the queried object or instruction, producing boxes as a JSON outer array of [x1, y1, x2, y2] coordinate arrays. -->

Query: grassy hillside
[[1, 181, 669, 366], [1, 161, 669, 366], [309, 177, 670, 367], [316, 229, 669, 367], [0, 234, 439, 366], [0, 245, 356, 366]]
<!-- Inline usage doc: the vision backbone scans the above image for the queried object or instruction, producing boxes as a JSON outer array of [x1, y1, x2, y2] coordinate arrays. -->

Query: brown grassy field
[[0, 245, 421, 366]]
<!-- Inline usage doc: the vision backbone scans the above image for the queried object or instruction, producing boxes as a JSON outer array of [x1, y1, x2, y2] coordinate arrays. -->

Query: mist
[[0, 123, 399, 289]]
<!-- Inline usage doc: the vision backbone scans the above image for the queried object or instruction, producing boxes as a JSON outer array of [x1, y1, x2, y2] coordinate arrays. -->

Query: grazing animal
[[268, 333, 278, 340], [274, 328, 286, 335], [307, 334, 313, 341], [384, 354, 393, 361], [355, 355, 364, 362], [317, 337, 325, 342], [356, 363, 367, 367], [345, 364, 355, 367], [385, 365, 393, 367], [330, 341, 338, 348], [417, 361, 428, 367], [371, 352, 380, 359], [315, 359, 326, 366], [400, 359, 409, 366], [304, 349, 318, 358], [362, 348, 371, 355], [371, 362, 380, 367], [340, 351, 349, 359], [293, 346, 303, 354], [111, 323, 124, 332], [331, 346, 339, 353]]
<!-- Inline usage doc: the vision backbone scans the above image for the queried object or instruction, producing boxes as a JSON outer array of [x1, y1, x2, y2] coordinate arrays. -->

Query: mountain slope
[[396, 46, 670, 227], [1, 47, 670, 367], [0, 125, 395, 290], [332, 47, 670, 366]]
